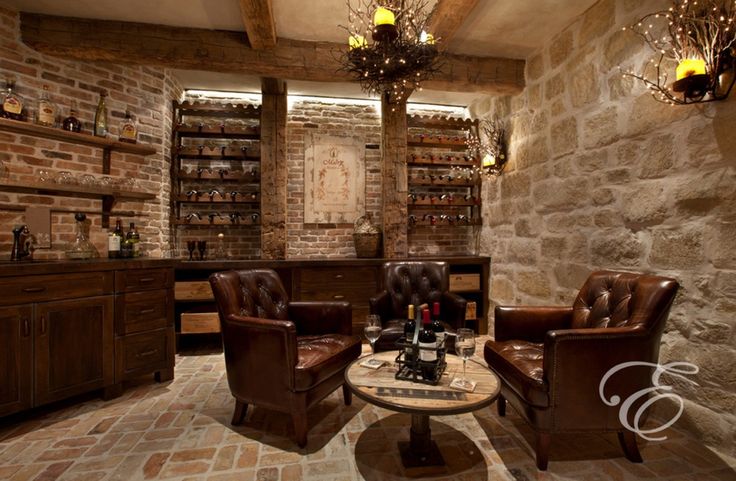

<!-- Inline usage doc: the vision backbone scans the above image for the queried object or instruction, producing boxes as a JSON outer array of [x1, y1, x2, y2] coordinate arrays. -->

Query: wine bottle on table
[[404, 304, 416, 362], [419, 308, 438, 381], [430, 301, 445, 346], [126, 222, 140, 257], [108, 218, 123, 258]]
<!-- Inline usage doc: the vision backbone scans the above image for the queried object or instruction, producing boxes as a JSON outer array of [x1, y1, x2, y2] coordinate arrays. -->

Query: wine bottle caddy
[[172, 100, 262, 239], [394, 336, 448, 386]]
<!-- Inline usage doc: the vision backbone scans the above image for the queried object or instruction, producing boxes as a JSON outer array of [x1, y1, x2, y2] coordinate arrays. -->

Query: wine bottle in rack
[[404, 304, 416, 362], [431, 301, 445, 345], [419, 308, 438, 381]]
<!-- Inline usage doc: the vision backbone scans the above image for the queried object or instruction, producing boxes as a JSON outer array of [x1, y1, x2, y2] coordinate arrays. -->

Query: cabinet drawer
[[0, 272, 113, 306], [298, 267, 377, 306], [116, 289, 172, 335], [115, 268, 173, 293], [116, 328, 173, 378], [181, 312, 220, 334]]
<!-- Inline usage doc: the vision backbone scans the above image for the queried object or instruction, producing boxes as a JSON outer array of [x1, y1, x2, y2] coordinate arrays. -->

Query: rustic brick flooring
[[1, 344, 734, 481]]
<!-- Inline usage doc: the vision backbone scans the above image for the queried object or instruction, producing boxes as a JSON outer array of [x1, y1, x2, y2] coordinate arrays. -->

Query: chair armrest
[[441, 291, 467, 329], [288, 301, 352, 336], [543, 327, 659, 422], [494, 306, 573, 342], [222, 314, 298, 392], [369, 290, 392, 322]]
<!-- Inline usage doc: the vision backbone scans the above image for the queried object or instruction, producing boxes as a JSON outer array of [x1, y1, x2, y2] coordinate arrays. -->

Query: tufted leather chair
[[484, 270, 679, 470], [209, 269, 361, 447], [369, 261, 467, 351]]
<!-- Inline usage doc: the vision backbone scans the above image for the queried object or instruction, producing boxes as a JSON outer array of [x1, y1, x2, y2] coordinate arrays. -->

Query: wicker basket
[[353, 232, 382, 258]]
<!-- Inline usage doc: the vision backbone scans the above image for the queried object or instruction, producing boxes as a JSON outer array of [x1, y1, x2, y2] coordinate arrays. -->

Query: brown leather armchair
[[369, 261, 467, 352], [209, 269, 361, 447], [484, 270, 679, 470]]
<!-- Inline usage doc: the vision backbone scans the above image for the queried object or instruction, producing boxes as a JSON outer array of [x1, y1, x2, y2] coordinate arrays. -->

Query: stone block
[[639, 133, 676, 179], [594, 208, 625, 228], [554, 263, 590, 290], [541, 236, 566, 259], [500, 172, 531, 199], [591, 229, 645, 267], [545, 72, 565, 101], [626, 93, 692, 138], [491, 276, 515, 304], [583, 106, 619, 149], [592, 187, 615, 206], [516, 271, 552, 298], [622, 182, 668, 227], [579, 0, 615, 45], [549, 29, 573, 69], [570, 63, 602, 108], [550, 98, 567, 117], [545, 212, 577, 233], [508, 239, 538, 265], [649, 227, 705, 269], [691, 319, 733, 344], [568, 232, 590, 260], [705, 221, 736, 269], [514, 135, 550, 169], [575, 149, 608, 172], [526, 53, 545, 81], [527, 84, 542, 110], [514, 218, 540, 238], [616, 140, 643, 166], [603, 29, 642, 72], [608, 73, 635, 100], [550, 116, 578, 157], [674, 170, 734, 214], [532, 177, 589, 212]]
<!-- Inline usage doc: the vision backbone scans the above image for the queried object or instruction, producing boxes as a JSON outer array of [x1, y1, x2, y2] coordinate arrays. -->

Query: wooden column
[[381, 93, 408, 258], [260, 78, 287, 259]]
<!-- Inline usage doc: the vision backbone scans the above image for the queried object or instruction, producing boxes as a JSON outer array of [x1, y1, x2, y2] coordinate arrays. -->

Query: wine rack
[[406, 115, 481, 229], [171, 101, 262, 238]]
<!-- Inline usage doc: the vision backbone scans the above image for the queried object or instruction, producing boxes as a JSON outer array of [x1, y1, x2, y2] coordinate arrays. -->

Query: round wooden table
[[345, 350, 500, 468]]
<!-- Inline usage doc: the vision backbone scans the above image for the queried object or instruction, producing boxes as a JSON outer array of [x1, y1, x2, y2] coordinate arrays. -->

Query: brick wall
[[0, 7, 181, 259], [470, 0, 736, 458]]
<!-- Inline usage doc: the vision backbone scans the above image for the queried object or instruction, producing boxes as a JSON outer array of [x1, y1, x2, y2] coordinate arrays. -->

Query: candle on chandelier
[[373, 6, 395, 26], [482, 154, 496, 167], [349, 34, 367, 50], [676, 58, 706, 81]]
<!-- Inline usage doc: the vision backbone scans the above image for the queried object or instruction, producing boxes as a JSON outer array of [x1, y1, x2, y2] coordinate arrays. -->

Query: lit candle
[[676, 58, 706, 81], [419, 31, 435, 44], [349, 34, 367, 50], [482, 154, 496, 167], [373, 6, 395, 26]]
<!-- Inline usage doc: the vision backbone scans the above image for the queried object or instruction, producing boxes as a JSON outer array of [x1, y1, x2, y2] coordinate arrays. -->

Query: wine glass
[[186, 240, 196, 261], [197, 240, 207, 260], [364, 314, 382, 361], [455, 328, 476, 389]]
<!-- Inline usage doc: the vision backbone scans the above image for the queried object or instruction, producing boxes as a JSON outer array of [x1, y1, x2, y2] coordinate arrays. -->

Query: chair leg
[[231, 400, 248, 426], [342, 383, 352, 406], [497, 394, 506, 417], [618, 430, 643, 463], [291, 395, 309, 448], [535, 432, 551, 471]]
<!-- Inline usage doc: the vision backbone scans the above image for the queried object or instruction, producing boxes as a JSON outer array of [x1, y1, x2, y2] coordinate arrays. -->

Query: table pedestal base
[[397, 413, 445, 468]]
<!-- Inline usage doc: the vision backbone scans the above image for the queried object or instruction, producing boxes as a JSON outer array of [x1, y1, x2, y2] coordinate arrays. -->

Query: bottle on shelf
[[126, 222, 140, 257], [62, 102, 82, 133], [214, 232, 228, 260], [108, 218, 123, 258], [418, 308, 438, 381], [119, 110, 138, 144], [2, 78, 24, 121], [94, 90, 108, 137], [36, 84, 57, 127], [430, 301, 445, 345]]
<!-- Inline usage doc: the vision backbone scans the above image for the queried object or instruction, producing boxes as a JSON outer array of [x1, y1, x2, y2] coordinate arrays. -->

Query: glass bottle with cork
[[2, 78, 24, 121], [126, 222, 140, 257], [62, 101, 82, 132], [36, 84, 57, 127], [94, 90, 108, 137], [108, 218, 123, 258], [418, 308, 438, 381]]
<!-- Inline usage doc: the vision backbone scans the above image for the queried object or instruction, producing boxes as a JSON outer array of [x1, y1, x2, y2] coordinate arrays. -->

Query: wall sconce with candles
[[623, 0, 735, 105], [340, 0, 440, 101], [462, 117, 507, 178]]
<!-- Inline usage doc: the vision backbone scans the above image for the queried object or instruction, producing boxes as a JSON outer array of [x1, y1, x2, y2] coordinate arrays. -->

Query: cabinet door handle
[[138, 308, 156, 315], [334, 274, 344, 279], [40, 316, 47, 334], [22, 286, 46, 293], [138, 277, 155, 283], [333, 295, 345, 300], [22, 318, 30, 337], [136, 349, 158, 358]]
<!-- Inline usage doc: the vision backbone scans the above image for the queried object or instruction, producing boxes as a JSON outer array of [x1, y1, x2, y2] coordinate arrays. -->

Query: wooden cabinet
[[0, 305, 32, 417]]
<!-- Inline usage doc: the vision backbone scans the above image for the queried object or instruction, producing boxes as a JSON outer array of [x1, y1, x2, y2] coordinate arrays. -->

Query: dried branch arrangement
[[623, 0, 736, 105], [463, 117, 507, 177]]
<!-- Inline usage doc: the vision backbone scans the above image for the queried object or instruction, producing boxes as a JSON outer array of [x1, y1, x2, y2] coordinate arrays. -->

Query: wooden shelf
[[407, 135, 468, 148], [408, 177, 479, 187], [408, 219, 481, 228], [176, 130, 260, 140], [177, 170, 260, 182], [407, 115, 477, 130], [174, 219, 260, 227], [0, 180, 156, 201], [176, 146, 260, 160], [407, 154, 478, 167], [0, 117, 157, 155], [408, 197, 478, 207], [176, 194, 259, 204], [175, 101, 261, 119]]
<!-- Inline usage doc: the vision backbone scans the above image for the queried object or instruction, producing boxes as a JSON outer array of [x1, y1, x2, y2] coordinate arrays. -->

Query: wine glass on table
[[186, 240, 196, 261], [455, 328, 476, 390], [364, 315, 382, 366]]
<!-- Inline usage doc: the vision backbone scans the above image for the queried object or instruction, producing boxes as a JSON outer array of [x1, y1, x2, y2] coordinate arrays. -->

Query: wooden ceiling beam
[[238, 0, 276, 49], [427, 0, 480, 49], [20, 13, 524, 95]]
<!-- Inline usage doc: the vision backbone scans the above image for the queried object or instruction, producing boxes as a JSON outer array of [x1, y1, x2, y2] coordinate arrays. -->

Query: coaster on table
[[360, 358, 385, 370], [450, 377, 477, 392]]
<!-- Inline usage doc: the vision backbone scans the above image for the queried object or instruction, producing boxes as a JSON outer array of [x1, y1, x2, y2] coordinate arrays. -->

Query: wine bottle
[[94, 91, 108, 137], [108, 218, 123, 258], [430, 301, 445, 345], [126, 222, 140, 257], [403, 304, 416, 362], [119, 110, 138, 143], [62, 102, 82, 132], [36, 84, 57, 127], [419, 308, 438, 381]]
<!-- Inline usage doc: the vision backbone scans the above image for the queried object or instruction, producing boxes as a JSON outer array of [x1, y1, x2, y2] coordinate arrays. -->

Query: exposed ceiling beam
[[427, 0, 480, 49], [20, 13, 524, 95], [238, 0, 276, 49]]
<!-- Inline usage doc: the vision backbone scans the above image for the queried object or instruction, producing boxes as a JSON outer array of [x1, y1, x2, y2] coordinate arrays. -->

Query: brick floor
[[1, 342, 734, 481]]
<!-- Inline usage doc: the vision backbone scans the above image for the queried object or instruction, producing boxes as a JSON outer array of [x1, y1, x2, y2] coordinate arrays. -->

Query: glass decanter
[[65, 213, 99, 260]]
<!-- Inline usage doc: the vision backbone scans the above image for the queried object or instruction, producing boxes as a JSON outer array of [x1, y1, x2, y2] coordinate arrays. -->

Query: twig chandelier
[[340, 0, 441, 101]]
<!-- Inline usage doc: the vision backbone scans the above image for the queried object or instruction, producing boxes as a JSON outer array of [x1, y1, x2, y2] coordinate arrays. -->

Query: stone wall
[[0, 7, 180, 259], [470, 0, 736, 458]]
